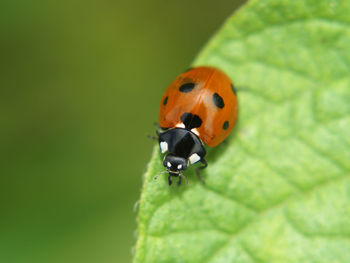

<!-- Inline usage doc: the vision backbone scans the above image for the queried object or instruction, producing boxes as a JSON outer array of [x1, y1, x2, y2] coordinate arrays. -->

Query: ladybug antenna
[[154, 170, 169, 181], [180, 172, 189, 185]]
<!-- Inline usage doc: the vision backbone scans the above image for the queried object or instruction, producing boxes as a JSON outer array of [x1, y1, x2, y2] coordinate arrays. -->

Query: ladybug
[[156, 66, 238, 185]]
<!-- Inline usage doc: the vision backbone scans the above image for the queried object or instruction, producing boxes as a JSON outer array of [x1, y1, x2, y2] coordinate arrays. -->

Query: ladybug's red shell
[[159, 66, 238, 147]]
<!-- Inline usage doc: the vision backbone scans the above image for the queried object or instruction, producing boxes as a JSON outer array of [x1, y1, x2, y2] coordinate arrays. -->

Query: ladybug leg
[[147, 134, 157, 141], [147, 123, 162, 141], [195, 158, 207, 184], [177, 175, 182, 186], [168, 175, 173, 185], [235, 86, 250, 92], [147, 129, 161, 141]]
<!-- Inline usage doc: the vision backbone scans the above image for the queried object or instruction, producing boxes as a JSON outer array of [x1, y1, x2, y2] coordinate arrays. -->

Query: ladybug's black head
[[163, 154, 188, 175]]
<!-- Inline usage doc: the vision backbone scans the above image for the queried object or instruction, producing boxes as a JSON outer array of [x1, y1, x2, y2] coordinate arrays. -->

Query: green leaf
[[134, 0, 350, 262]]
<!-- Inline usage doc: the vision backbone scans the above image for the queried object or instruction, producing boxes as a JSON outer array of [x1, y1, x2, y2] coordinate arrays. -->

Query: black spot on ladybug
[[213, 93, 225, 108], [223, 121, 229, 130], [163, 96, 168, 105], [181, 112, 202, 130], [231, 83, 237, 95], [179, 83, 195, 93]]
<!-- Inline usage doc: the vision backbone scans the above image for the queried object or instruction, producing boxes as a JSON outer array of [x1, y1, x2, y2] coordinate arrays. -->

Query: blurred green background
[[1, 1, 244, 262]]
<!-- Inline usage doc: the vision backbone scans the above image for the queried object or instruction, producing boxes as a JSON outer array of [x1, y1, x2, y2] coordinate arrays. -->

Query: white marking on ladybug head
[[191, 128, 200, 136], [167, 162, 171, 168], [189, 153, 201, 164], [160, 141, 168, 154], [177, 164, 182, 170], [175, 122, 186, 128]]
